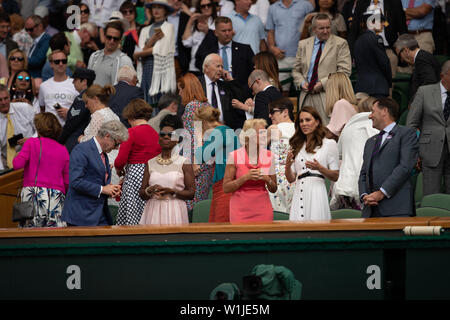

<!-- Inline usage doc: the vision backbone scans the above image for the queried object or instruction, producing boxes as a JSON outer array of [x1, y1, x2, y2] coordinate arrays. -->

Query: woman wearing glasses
[[285, 106, 339, 221], [120, 1, 143, 63], [266, 97, 295, 214], [135, 0, 176, 105], [181, 0, 217, 75], [139, 114, 195, 225], [7, 49, 28, 90], [114, 98, 161, 225], [9, 69, 39, 112]]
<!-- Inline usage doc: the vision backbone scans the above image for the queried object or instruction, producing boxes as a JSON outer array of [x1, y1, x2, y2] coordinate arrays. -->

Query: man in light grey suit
[[359, 98, 419, 218], [407, 61, 450, 195]]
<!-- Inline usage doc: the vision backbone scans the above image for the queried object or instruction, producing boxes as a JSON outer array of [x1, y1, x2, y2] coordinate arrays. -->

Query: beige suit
[[292, 34, 351, 123]]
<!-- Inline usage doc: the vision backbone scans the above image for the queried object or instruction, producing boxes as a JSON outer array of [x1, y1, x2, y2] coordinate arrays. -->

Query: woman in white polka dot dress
[[285, 106, 339, 221]]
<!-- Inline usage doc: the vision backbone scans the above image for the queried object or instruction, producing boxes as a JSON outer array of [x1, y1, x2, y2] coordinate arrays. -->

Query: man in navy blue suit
[[25, 15, 51, 78], [62, 120, 129, 226]]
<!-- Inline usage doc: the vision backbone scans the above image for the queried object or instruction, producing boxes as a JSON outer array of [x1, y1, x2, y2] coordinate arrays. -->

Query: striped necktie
[[308, 41, 323, 91], [101, 152, 108, 184], [371, 130, 385, 158], [444, 91, 450, 121]]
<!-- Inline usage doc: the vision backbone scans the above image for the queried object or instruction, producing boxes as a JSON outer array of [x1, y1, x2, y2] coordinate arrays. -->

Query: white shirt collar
[[382, 122, 396, 134], [93, 136, 103, 154], [413, 49, 420, 63], [440, 82, 447, 95], [33, 32, 45, 45], [219, 42, 231, 49], [73, 30, 82, 45]]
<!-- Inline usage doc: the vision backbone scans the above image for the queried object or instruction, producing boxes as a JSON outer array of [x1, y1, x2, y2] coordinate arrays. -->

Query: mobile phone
[[154, 28, 161, 33], [54, 103, 62, 110], [8, 133, 23, 147]]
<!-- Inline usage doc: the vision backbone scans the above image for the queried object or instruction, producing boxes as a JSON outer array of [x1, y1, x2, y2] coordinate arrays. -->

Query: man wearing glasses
[[24, 15, 50, 78], [38, 50, 78, 126], [88, 21, 134, 86], [0, 12, 18, 61]]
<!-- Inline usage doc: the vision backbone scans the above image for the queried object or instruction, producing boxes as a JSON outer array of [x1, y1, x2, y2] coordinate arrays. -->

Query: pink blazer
[[13, 137, 70, 193]]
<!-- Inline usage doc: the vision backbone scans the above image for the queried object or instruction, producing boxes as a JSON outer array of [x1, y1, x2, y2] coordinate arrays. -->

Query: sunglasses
[[159, 131, 174, 138], [200, 3, 212, 9], [51, 59, 68, 65], [25, 25, 36, 33], [106, 35, 121, 42], [10, 56, 24, 62], [121, 9, 134, 15], [17, 75, 31, 81], [80, 9, 90, 14], [269, 109, 282, 115]]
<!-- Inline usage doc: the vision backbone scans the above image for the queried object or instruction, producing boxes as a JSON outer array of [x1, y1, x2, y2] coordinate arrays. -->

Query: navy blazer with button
[[61, 138, 113, 226], [28, 33, 51, 78]]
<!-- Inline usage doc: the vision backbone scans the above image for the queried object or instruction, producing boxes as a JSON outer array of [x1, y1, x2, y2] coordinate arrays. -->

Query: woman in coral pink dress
[[223, 119, 277, 223]]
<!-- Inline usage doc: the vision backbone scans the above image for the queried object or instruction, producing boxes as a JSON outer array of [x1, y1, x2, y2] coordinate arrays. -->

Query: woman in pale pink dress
[[139, 115, 195, 225]]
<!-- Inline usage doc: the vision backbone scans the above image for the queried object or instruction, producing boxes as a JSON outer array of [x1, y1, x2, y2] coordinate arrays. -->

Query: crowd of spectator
[[0, 0, 449, 227]]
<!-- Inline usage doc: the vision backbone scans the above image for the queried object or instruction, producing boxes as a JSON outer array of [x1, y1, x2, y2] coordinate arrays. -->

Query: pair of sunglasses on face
[[159, 131, 183, 142], [17, 75, 30, 82], [10, 56, 24, 62], [106, 35, 121, 42], [51, 59, 68, 65]]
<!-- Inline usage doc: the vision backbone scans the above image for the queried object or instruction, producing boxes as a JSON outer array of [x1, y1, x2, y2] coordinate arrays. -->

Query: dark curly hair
[[159, 114, 184, 131]]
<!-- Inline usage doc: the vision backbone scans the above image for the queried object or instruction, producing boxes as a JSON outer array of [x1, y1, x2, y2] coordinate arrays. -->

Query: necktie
[[222, 46, 229, 71], [100, 152, 108, 184], [308, 41, 323, 91], [211, 82, 218, 109], [444, 91, 450, 121], [6, 113, 16, 168], [371, 130, 385, 158]]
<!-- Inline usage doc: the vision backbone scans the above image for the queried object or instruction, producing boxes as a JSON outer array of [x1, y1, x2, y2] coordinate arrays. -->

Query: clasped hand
[[145, 184, 174, 199], [103, 184, 121, 198], [362, 191, 385, 207]]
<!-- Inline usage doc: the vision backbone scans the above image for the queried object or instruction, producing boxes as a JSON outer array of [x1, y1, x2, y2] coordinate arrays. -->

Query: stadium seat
[[109, 205, 118, 224], [434, 55, 449, 67], [208, 188, 213, 199], [192, 199, 212, 223], [331, 209, 362, 219], [273, 211, 289, 220], [392, 88, 408, 116], [420, 194, 450, 211], [415, 207, 450, 217]]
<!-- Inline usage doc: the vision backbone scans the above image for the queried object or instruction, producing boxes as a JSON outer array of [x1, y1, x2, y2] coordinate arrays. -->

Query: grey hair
[[117, 65, 137, 82], [393, 34, 419, 51], [157, 92, 181, 109], [441, 60, 450, 76], [80, 22, 97, 36], [202, 53, 221, 73], [312, 13, 331, 29], [97, 120, 129, 142], [248, 69, 270, 84]]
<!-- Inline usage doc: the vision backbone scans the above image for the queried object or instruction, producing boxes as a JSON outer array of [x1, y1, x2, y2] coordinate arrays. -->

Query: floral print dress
[[181, 100, 214, 211]]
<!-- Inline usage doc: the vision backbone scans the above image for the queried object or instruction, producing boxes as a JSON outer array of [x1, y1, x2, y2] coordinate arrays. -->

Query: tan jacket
[[292, 34, 351, 110]]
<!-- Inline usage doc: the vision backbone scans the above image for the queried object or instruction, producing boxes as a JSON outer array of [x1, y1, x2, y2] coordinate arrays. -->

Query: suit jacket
[[198, 75, 246, 130], [176, 11, 192, 75], [108, 81, 144, 128], [58, 91, 91, 153], [407, 82, 450, 167], [409, 50, 441, 101], [61, 138, 113, 226], [195, 31, 255, 96], [348, 0, 407, 52], [292, 34, 352, 111], [27, 33, 51, 78], [354, 30, 392, 97], [358, 124, 418, 217], [254, 85, 282, 124]]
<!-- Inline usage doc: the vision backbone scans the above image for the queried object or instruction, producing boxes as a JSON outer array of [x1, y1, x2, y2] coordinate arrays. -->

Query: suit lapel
[[89, 138, 108, 185], [319, 35, 333, 65], [305, 37, 315, 71], [432, 83, 446, 122]]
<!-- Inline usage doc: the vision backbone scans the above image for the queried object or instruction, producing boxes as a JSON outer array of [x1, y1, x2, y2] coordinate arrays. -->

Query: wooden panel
[[0, 169, 23, 228], [0, 217, 434, 238], [429, 218, 450, 228]]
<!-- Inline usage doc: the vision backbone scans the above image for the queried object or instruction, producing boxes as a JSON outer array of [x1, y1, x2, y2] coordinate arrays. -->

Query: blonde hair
[[357, 96, 377, 113], [194, 106, 221, 123], [83, 84, 116, 105], [325, 72, 357, 116], [239, 118, 267, 146]]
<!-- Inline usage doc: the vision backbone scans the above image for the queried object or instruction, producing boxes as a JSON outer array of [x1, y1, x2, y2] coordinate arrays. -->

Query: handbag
[[12, 138, 42, 222]]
